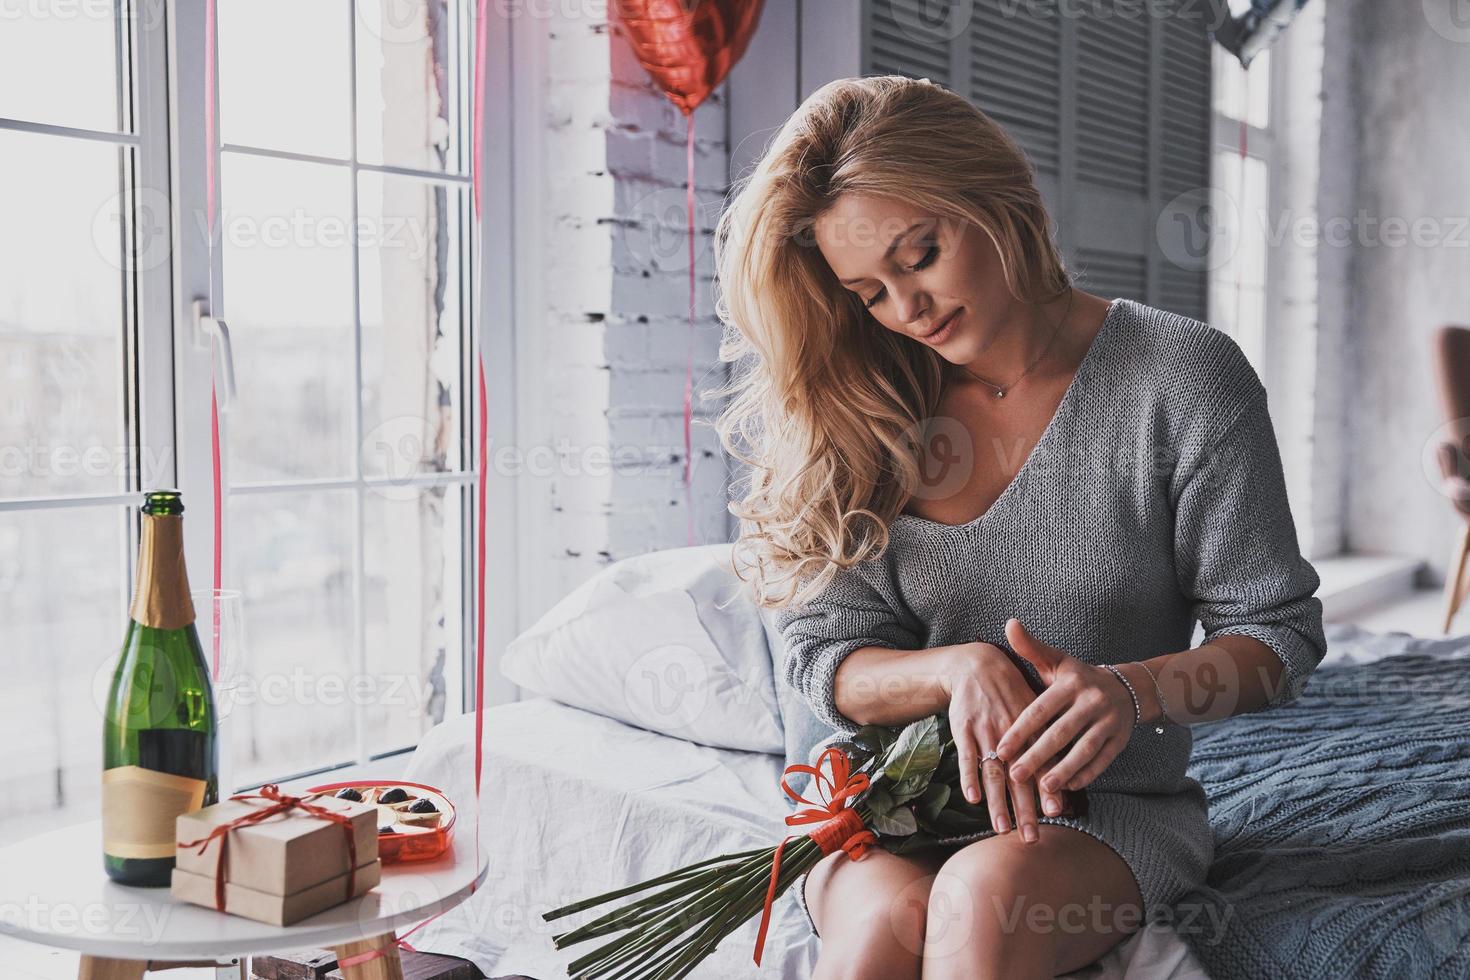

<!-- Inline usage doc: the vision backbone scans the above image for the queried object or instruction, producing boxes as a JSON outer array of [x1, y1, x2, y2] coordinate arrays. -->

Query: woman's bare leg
[[921, 824, 1144, 980], [806, 847, 950, 980]]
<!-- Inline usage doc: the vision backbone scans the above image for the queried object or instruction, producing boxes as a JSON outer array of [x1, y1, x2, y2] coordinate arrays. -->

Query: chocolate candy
[[335, 787, 365, 802], [378, 787, 410, 804], [407, 798, 438, 814]]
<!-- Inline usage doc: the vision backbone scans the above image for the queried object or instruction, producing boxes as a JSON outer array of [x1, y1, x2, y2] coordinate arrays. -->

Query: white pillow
[[500, 543, 784, 753]]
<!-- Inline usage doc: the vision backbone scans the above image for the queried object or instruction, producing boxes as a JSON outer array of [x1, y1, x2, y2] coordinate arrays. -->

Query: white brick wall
[[522, 8, 733, 621], [1262, 0, 1348, 562], [1306, 0, 1362, 560]]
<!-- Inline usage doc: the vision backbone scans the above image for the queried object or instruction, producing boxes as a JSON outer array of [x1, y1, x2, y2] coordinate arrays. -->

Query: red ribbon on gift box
[[176, 784, 361, 914]]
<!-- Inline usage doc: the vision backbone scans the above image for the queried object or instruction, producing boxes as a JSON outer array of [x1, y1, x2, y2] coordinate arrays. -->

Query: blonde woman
[[711, 76, 1325, 979]]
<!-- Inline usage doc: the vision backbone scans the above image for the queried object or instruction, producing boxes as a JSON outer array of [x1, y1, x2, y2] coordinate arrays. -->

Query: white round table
[[0, 818, 489, 979]]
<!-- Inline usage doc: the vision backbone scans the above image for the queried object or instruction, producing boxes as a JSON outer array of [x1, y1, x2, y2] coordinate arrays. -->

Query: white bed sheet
[[400, 697, 1212, 979]]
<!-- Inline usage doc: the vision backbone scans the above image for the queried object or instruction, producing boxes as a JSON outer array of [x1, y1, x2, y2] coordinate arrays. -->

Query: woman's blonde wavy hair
[[708, 74, 1073, 610]]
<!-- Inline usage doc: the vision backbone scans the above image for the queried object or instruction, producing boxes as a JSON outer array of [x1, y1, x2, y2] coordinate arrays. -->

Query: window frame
[[1208, 42, 1280, 375], [166, 0, 504, 785], [0, 0, 176, 831], [0, 0, 178, 519], [2, 0, 526, 813]]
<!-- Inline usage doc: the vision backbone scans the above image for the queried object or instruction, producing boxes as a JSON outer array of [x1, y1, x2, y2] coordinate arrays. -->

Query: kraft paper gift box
[[172, 792, 381, 926]]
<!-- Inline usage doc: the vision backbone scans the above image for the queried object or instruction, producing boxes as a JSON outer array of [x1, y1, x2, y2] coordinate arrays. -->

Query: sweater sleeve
[[771, 563, 922, 734], [1169, 387, 1327, 712]]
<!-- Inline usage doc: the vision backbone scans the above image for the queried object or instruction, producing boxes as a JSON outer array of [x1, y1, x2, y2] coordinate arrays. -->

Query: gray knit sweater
[[774, 296, 1327, 920]]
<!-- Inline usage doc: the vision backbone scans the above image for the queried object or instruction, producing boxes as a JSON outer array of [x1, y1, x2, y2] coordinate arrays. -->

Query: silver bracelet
[[1101, 664, 1140, 726], [1135, 661, 1171, 734]]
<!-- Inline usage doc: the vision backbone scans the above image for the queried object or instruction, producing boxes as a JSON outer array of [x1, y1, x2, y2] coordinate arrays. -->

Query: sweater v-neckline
[[895, 296, 1125, 533]]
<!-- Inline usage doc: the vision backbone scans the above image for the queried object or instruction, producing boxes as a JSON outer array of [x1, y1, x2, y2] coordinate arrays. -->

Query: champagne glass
[[192, 588, 248, 798]]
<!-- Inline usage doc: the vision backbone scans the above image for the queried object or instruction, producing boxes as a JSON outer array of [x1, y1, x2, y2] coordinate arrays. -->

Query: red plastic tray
[[306, 779, 455, 864]]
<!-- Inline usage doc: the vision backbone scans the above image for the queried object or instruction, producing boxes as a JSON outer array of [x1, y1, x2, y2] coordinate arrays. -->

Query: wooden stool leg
[[77, 956, 147, 980], [331, 933, 404, 980], [1444, 524, 1470, 634]]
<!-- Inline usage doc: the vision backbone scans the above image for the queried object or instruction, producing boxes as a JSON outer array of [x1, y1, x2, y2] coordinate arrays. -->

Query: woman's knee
[[807, 850, 940, 960], [924, 826, 1144, 973], [925, 846, 1031, 951]]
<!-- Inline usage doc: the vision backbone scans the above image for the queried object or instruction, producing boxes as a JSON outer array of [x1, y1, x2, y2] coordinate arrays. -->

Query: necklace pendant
[[994, 387, 1005, 398]]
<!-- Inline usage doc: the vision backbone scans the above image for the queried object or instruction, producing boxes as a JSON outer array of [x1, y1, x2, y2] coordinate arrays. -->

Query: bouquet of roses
[[541, 711, 1084, 979]]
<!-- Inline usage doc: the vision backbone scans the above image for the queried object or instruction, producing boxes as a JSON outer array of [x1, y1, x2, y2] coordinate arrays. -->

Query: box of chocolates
[[305, 780, 457, 863]]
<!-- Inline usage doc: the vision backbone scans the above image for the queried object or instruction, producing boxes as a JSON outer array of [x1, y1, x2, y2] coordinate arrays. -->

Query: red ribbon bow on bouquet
[[176, 783, 360, 914], [753, 746, 878, 966]]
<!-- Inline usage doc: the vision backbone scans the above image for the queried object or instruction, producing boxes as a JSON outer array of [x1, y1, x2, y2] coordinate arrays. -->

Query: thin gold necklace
[[958, 289, 1076, 398]]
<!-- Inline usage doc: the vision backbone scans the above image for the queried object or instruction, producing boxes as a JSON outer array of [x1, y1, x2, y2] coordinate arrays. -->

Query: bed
[[398, 696, 1212, 979], [396, 547, 1470, 979]]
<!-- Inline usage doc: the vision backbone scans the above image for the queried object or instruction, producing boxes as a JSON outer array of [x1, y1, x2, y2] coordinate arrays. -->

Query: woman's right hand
[[940, 641, 1065, 841]]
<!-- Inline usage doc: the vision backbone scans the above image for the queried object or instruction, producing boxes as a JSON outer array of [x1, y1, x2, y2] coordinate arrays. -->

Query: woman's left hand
[[992, 618, 1136, 794]]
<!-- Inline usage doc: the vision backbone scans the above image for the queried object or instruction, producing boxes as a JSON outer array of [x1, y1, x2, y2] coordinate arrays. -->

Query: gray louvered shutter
[[861, 0, 1212, 321]]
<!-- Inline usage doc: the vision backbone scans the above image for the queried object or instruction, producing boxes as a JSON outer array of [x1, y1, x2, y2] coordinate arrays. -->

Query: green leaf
[[889, 771, 933, 806], [852, 725, 895, 758], [868, 806, 918, 836], [916, 782, 950, 823], [934, 743, 960, 784], [882, 715, 942, 784], [926, 807, 990, 836], [943, 790, 991, 820], [863, 787, 897, 818], [884, 831, 942, 855]]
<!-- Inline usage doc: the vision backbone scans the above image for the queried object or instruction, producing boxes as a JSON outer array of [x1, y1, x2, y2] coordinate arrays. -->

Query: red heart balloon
[[614, 0, 766, 116]]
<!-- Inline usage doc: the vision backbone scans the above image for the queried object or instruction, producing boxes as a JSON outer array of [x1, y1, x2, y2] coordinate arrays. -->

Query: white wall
[[1256, 0, 1358, 562], [1341, 2, 1470, 579]]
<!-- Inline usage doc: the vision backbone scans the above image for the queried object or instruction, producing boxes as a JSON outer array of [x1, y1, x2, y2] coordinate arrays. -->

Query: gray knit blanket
[[1179, 622, 1470, 979]]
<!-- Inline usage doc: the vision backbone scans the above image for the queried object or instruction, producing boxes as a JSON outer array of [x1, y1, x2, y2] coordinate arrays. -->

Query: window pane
[[0, 130, 127, 499], [221, 152, 355, 482], [0, 506, 130, 839], [1209, 150, 1268, 289], [359, 173, 465, 479], [230, 490, 356, 784], [363, 485, 463, 755], [1211, 43, 1270, 128], [0, 3, 120, 132], [356, 0, 465, 174], [1210, 151, 1269, 371], [218, 0, 352, 158]]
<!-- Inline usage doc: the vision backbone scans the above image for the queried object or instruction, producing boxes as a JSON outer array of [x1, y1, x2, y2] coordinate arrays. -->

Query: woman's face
[[813, 192, 1010, 364]]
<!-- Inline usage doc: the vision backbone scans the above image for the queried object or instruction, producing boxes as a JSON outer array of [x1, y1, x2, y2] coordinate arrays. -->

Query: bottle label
[[101, 765, 208, 859]]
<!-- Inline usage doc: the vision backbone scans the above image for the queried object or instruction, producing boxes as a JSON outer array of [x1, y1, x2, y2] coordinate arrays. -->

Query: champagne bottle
[[102, 489, 219, 886]]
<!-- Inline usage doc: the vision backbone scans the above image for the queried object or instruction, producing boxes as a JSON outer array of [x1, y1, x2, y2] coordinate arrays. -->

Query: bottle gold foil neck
[[130, 514, 196, 630]]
